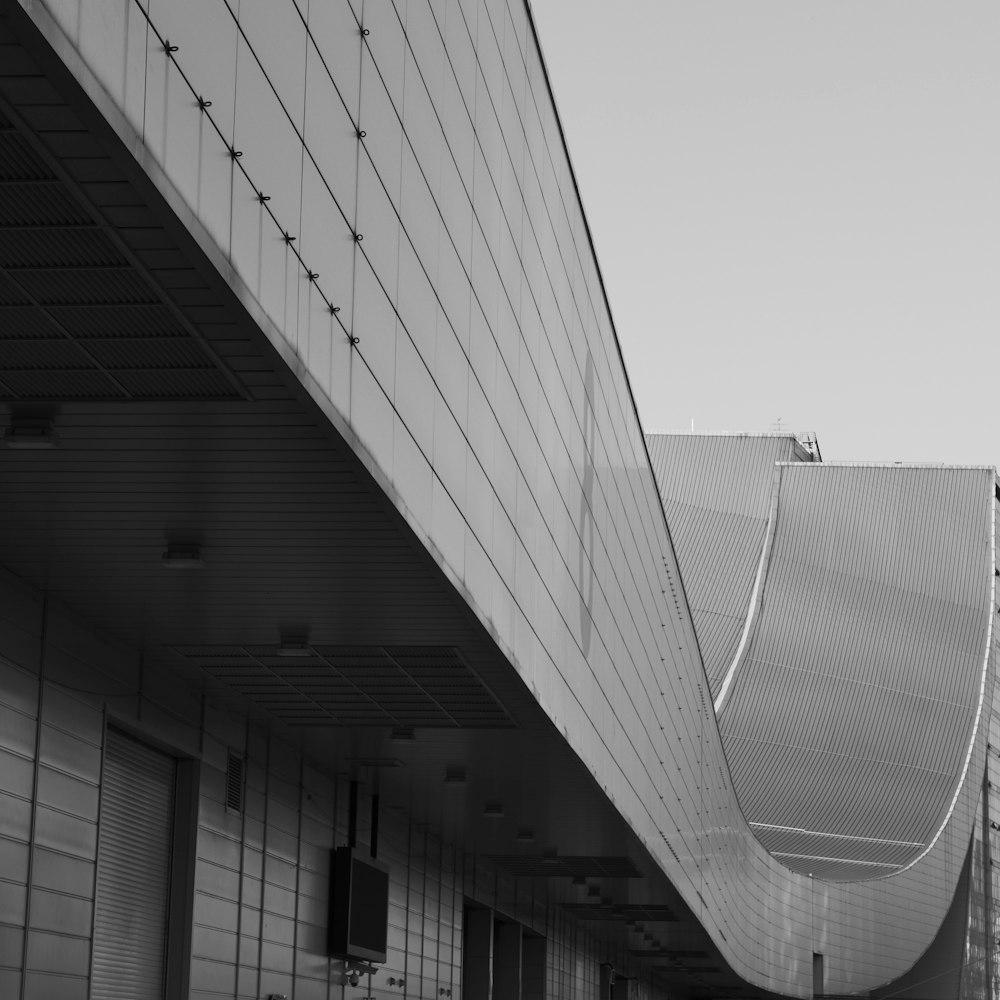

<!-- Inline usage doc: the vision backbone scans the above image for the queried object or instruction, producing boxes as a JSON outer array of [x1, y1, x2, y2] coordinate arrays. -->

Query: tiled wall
[[19, 0, 997, 993], [0, 567, 652, 999]]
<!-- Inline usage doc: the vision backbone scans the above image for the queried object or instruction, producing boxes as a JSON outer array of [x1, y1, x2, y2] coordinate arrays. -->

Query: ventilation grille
[[225, 751, 245, 814], [174, 644, 513, 729]]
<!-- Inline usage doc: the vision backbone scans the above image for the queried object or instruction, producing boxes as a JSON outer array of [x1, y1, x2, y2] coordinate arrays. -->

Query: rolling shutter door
[[92, 728, 176, 1000]]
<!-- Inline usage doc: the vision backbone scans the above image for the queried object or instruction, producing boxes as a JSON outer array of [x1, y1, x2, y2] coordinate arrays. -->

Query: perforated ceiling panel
[[173, 644, 513, 729], [562, 903, 678, 922], [482, 855, 642, 878], [0, 99, 242, 401]]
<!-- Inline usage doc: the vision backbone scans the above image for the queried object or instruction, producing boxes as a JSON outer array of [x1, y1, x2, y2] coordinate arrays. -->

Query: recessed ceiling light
[[4, 417, 57, 448], [345, 757, 404, 768], [444, 767, 466, 784], [516, 828, 535, 843], [275, 639, 312, 658], [162, 544, 204, 569], [484, 802, 504, 817]]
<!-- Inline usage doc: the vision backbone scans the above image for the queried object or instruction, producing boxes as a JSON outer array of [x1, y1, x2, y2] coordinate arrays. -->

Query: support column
[[462, 908, 493, 1000], [522, 936, 546, 1000], [494, 922, 522, 1000]]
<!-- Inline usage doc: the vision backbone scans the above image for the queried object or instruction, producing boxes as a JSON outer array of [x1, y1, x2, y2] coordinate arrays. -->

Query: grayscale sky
[[529, 1, 1000, 465]]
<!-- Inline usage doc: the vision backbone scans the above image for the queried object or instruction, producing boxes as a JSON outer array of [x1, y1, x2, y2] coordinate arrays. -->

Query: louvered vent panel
[[0, 304, 60, 337], [13, 266, 157, 305], [0, 179, 88, 224], [0, 97, 243, 401], [0, 272, 29, 305], [83, 337, 216, 370], [92, 729, 175, 1000], [0, 225, 121, 267], [0, 129, 53, 180], [0, 338, 91, 369], [225, 750, 245, 814], [52, 303, 187, 338]]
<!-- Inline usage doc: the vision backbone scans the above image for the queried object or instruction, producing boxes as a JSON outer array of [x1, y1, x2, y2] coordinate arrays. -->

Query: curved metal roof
[[646, 434, 806, 697], [722, 463, 993, 879], [650, 436, 995, 881]]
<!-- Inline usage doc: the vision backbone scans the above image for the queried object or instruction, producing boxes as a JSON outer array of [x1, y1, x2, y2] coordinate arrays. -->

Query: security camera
[[348, 970, 360, 988]]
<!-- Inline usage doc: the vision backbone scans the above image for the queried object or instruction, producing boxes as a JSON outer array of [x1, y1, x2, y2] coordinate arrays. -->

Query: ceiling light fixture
[[162, 544, 204, 569], [4, 415, 57, 448], [276, 639, 312, 658]]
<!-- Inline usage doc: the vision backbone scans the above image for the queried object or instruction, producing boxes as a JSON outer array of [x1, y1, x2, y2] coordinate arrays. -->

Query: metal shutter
[[91, 728, 176, 1000]]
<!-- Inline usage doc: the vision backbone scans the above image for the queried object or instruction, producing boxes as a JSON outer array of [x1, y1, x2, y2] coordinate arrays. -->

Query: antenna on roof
[[769, 416, 785, 433]]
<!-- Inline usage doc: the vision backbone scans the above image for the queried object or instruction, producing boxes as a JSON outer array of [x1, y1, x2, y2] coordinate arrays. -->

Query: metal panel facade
[[647, 433, 801, 696], [4, 1, 997, 997]]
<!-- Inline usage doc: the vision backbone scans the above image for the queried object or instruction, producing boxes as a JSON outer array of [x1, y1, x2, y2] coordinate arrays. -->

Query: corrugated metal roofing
[[649, 437, 995, 880], [720, 464, 994, 879]]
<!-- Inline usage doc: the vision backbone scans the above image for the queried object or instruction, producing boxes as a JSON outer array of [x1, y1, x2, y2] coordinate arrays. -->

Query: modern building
[[0, 1, 995, 998]]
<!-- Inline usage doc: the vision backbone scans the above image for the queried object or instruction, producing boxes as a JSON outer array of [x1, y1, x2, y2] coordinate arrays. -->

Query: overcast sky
[[529, 1, 1000, 465]]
